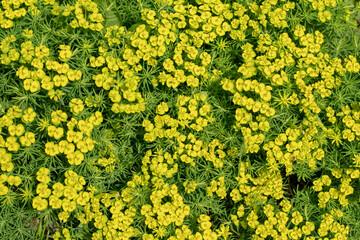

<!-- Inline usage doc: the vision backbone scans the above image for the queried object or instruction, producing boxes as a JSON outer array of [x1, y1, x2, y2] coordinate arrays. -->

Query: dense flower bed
[[1, 0, 360, 239]]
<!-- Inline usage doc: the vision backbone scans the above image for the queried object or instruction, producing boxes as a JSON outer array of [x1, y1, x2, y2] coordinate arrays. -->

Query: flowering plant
[[1, 0, 360, 239]]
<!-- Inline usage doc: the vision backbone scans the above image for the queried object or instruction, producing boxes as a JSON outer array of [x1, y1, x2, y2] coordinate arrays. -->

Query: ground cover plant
[[2, 0, 360, 239]]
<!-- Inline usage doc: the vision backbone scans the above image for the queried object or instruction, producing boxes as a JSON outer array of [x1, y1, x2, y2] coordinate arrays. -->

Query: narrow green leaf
[[94, 0, 122, 27]]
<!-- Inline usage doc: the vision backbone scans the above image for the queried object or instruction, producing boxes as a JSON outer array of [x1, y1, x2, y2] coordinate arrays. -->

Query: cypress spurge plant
[[2, 0, 360, 239]]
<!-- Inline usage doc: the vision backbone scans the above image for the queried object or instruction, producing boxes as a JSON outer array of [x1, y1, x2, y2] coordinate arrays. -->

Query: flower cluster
[[0, 106, 36, 174], [141, 182, 190, 229], [44, 111, 102, 166], [58, 0, 104, 31], [0, 174, 21, 196], [206, 176, 227, 199]]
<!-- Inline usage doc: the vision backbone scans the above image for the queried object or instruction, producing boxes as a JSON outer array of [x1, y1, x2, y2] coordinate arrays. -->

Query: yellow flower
[[321, 175, 331, 186], [156, 102, 169, 115], [5, 136, 20, 152], [36, 167, 51, 184], [13, 176, 22, 186], [69, 98, 84, 115], [45, 142, 59, 156], [183, 180, 197, 193], [63, 186, 78, 200], [0, 184, 9, 196], [280, 200, 291, 212], [77, 191, 91, 206], [66, 150, 84, 165], [58, 45, 72, 62], [32, 196, 48, 211], [36, 183, 52, 198], [62, 198, 77, 212], [291, 211, 303, 225], [58, 211, 70, 222], [186, 75, 199, 87], [52, 231, 61, 240], [53, 127, 64, 140], [246, 210, 259, 229], [22, 29, 33, 38], [52, 182, 64, 198], [313, 148, 325, 160], [237, 204, 245, 217], [318, 191, 331, 208], [53, 74, 68, 87], [51, 110, 67, 125], [216, 225, 232, 240], [29, 80, 40, 93], [109, 89, 121, 103]]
